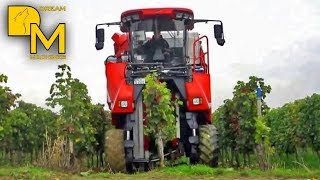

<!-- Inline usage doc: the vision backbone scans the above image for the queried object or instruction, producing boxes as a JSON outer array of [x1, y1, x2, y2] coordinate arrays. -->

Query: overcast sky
[[0, 0, 319, 111]]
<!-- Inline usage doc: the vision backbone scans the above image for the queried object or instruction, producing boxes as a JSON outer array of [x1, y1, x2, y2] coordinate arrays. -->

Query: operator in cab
[[140, 29, 171, 62]]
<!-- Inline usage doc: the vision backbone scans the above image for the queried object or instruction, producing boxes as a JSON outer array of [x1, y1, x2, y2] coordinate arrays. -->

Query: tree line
[[0, 65, 111, 170], [213, 76, 320, 169]]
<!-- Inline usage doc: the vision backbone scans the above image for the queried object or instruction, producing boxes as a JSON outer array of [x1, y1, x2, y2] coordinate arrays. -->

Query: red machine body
[[107, 8, 212, 124], [121, 8, 193, 20], [105, 61, 133, 113], [96, 7, 225, 171]]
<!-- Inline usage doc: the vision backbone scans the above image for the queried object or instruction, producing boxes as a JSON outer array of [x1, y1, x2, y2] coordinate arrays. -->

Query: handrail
[[192, 35, 209, 73]]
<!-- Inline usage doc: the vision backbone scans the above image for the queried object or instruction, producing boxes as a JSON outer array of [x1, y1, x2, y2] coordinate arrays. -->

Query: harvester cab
[[95, 8, 225, 172]]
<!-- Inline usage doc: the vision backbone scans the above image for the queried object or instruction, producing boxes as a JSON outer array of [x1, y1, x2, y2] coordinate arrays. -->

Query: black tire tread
[[199, 125, 219, 167]]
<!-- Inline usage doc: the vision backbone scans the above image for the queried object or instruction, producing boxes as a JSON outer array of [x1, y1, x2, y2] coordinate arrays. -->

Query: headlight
[[192, 97, 202, 105], [119, 100, 128, 108]]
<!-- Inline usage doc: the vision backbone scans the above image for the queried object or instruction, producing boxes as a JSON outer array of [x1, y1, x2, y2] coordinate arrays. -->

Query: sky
[[0, 0, 319, 111]]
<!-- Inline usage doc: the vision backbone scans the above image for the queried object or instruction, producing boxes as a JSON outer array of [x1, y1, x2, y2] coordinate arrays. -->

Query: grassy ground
[[1, 151, 319, 179], [0, 165, 319, 180]]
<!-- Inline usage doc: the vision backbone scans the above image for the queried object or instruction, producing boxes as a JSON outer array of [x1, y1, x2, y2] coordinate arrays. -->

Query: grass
[[0, 164, 319, 179], [270, 151, 320, 170], [0, 165, 72, 179], [1, 150, 319, 179], [159, 164, 320, 178]]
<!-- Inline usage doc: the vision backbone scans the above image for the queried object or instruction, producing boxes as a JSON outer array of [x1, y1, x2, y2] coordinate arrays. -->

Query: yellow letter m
[[30, 23, 66, 54]]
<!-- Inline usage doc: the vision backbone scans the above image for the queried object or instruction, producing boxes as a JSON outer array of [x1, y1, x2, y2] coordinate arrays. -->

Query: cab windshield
[[129, 18, 186, 66]]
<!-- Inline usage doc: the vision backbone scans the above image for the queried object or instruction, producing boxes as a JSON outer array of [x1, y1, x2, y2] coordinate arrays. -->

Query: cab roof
[[121, 7, 193, 20]]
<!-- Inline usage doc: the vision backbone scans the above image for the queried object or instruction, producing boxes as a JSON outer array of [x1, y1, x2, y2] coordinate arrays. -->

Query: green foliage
[[265, 93, 320, 156], [0, 74, 8, 83], [213, 76, 272, 167], [265, 103, 301, 154], [142, 73, 177, 141], [0, 100, 57, 165], [2, 108, 31, 151], [1, 103, 54, 151], [88, 103, 112, 154], [0, 73, 21, 121], [142, 73, 180, 167], [214, 75, 320, 168], [15, 101, 57, 145], [254, 116, 274, 159], [299, 94, 320, 153], [1, 67, 111, 168], [46, 64, 97, 154], [0, 73, 22, 150], [254, 116, 270, 145]]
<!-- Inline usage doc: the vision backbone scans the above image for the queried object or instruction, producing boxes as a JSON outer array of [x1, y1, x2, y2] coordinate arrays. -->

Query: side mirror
[[95, 28, 105, 50], [214, 24, 225, 46]]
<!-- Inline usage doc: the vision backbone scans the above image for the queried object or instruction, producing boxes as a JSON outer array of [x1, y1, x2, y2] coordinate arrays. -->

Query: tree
[[299, 94, 320, 157], [0, 73, 21, 124], [232, 76, 271, 169], [88, 103, 112, 168], [0, 73, 21, 159], [265, 93, 320, 159], [2, 108, 31, 162], [15, 101, 57, 160], [213, 76, 272, 168], [142, 73, 178, 167], [46, 64, 96, 167]]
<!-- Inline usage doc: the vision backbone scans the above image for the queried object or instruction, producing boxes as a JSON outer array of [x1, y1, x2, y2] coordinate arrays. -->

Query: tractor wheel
[[105, 129, 126, 172], [198, 125, 219, 167]]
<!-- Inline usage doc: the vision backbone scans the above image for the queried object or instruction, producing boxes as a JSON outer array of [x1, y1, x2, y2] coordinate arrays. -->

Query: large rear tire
[[199, 125, 219, 167], [105, 129, 126, 172]]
